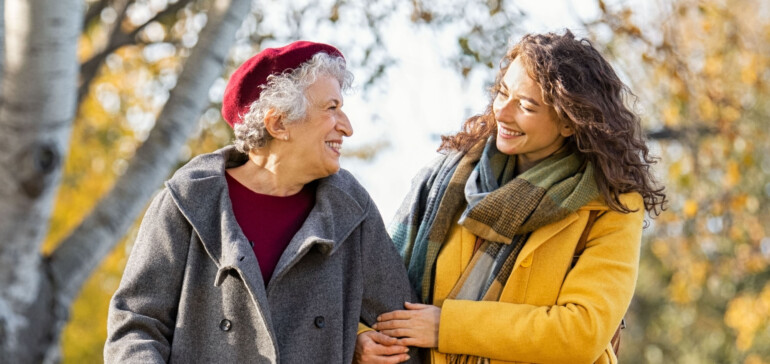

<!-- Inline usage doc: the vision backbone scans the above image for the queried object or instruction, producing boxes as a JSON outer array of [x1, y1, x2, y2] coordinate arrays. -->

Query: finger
[[377, 310, 412, 322], [369, 331, 398, 346], [379, 328, 412, 338], [372, 319, 411, 331], [394, 354, 412, 363], [404, 302, 431, 310], [369, 342, 409, 356], [376, 354, 410, 364]]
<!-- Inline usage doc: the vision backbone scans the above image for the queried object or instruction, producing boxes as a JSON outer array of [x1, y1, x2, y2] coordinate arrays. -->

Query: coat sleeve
[[437, 194, 644, 364], [358, 198, 422, 363], [104, 189, 192, 363], [359, 197, 420, 325]]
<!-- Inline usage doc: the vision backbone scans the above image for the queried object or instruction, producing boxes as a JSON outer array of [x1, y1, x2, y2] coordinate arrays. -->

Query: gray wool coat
[[104, 146, 419, 363]]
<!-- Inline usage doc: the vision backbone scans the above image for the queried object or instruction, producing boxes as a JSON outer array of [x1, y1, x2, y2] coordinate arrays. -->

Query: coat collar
[[164, 146, 368, 287]]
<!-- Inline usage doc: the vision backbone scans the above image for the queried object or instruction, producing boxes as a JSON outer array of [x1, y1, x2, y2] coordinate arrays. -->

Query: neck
[[515, 156, 540, 175], [515, 142, 571, 175], [227, 148, 310, 196]]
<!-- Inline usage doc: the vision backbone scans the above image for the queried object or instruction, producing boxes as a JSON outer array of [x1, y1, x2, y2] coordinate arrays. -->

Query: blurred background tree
[[582, 0, 770, 362], [3, 0, 767, 362]]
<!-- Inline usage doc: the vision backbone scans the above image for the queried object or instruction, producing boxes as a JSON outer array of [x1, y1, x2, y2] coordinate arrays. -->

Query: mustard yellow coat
[[429, 193, 644, 364]]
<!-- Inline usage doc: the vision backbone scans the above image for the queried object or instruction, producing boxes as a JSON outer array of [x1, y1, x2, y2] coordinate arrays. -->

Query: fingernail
[[377, 316, 382, 321], [371, 323, 378, 329]]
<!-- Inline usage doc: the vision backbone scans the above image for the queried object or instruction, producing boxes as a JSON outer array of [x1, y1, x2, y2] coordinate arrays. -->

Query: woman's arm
[[356, 198, 421, 364], [104, 189, 192, 363]]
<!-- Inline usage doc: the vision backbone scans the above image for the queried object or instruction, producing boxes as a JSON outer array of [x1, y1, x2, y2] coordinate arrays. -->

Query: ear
[[559, 121, 575, 138], [264, 108, 289, 140]]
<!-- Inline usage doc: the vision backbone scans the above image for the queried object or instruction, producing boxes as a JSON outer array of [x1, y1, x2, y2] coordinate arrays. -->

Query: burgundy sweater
[[225, 172, 316, 284]]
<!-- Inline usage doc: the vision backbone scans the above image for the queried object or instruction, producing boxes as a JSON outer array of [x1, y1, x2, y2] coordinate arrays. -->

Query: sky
[[337, 0, 602, 220]]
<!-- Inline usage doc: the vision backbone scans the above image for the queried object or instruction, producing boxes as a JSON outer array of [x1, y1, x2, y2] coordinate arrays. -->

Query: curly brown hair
[[440, 30, 667, 215]]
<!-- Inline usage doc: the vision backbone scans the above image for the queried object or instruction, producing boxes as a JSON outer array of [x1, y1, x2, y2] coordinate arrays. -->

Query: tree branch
[[83, 0, 111, 29], [78, 0, 193, 102], [0, 0, 5, 97], [646, 125, 718, 140], [49, 0, 252, 308]]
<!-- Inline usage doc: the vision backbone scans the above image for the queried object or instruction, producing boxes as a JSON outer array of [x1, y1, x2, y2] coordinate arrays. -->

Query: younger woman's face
[[492, 57, 573, 168]]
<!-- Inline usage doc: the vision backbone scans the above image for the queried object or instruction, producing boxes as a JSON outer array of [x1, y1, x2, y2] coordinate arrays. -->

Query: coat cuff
[[358, 322, 374, 335], [438, 299, 470, 353]]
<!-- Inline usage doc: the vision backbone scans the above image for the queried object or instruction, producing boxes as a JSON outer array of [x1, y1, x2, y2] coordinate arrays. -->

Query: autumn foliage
[[47, 0, 770, 362]]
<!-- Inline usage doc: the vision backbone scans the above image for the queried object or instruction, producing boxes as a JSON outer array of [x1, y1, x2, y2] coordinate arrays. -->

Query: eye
[[519, 101, 535, 112]]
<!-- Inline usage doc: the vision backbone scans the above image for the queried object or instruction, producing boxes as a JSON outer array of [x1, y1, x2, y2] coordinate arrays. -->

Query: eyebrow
[[317, 98, 341, 107], [517, 95, 540, 107], [499, 81, 541, 107]]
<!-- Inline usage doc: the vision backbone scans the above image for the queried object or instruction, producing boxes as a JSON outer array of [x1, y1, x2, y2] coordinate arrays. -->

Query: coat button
[[314, 316, 325, 328], [520, 255, 533, 268], [219, 319, 232, 332]]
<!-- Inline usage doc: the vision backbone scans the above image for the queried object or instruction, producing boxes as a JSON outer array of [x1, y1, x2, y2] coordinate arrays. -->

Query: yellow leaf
[[724, 161, 740, 187], [662, 104, 680, 126], [698, 98, 718, 121], [741, 65, 758, 85], [684, 199, 698, 217], [721, 105, 741, 123]]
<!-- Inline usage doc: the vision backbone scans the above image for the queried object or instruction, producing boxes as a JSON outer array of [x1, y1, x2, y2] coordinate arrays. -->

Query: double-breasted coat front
[[105, 146, 418, 363]]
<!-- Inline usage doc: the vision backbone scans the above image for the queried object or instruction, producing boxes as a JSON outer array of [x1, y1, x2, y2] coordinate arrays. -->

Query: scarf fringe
[[447, 354, 490, 364]]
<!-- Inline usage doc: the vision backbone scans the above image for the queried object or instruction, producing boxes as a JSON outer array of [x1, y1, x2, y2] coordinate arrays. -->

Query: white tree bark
[[0, 0, 252, 361], [0, 0, 5, 91], [0, 0, 81, 362], [50, 0, 251, 310]]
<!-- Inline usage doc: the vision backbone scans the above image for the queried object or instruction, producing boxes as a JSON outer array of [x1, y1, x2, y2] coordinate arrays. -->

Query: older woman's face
[[285, 74, 352, 178]]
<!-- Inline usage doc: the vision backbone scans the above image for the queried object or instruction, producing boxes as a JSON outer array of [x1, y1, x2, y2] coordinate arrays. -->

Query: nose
[[337, 110, 353, 137], [493, 97, 518, 122]]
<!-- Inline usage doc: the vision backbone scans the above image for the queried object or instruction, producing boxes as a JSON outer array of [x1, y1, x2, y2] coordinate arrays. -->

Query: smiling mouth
[[325, 141, 342, 154], [499, 126, 524, 137]]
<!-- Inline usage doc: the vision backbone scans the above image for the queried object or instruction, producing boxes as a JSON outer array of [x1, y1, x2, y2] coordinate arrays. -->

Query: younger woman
[[364, 30, 666, 364]]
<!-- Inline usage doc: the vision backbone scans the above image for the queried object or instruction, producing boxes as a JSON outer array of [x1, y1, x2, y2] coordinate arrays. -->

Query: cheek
[[492, 96, 505, 113]]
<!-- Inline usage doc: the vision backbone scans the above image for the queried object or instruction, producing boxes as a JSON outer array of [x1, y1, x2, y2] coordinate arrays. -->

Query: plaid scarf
[[390, 137, 599, 362]]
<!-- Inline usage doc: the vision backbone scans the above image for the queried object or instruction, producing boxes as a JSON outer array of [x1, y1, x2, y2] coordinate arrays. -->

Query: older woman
[[105, 41, 417, 363], [359, 30, 666, 363]]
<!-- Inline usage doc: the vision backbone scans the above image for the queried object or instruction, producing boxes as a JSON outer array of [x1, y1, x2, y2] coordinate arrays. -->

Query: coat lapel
[[268, 172, 366, 289], [166, 146, 278, 353], [514, 211, 579, 268]]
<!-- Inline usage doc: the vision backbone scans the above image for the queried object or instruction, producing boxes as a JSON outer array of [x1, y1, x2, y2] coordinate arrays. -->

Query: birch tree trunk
[[0, 0, 82, 362], [49, 0, 251, 307], [0, 0, 251, 361]]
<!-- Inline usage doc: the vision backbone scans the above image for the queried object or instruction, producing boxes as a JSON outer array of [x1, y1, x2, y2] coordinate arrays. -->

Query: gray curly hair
[[233, 52, 353, 153]]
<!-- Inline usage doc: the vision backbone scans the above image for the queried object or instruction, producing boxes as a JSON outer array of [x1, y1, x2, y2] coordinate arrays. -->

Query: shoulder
[[409, 151, 460, 189], [581, 192, 644, 213], [317, 168, 374, 213], [167, 146, 242, 186], [581, 192, 645, 235]]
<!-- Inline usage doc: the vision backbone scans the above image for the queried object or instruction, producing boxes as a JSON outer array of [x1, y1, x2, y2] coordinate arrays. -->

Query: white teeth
[[499, 128, 524, 137], [325, 141, 342, 151]]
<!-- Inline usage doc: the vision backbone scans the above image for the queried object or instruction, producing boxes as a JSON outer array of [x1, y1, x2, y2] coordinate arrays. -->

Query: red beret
[[221, 41, 344, 127]]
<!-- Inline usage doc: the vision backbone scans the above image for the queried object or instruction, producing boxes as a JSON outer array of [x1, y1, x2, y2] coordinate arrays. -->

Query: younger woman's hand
[[373, 302, 440, 348]]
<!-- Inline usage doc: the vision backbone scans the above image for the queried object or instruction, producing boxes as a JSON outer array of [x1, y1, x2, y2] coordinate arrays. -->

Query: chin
[[324, 163, 341, 176], [495, 138, 517, 156]]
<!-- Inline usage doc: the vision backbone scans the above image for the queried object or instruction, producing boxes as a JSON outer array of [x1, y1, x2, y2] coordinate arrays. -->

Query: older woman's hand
[[354, 330, 410, 364], [373, 302, 440, 348]]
